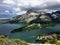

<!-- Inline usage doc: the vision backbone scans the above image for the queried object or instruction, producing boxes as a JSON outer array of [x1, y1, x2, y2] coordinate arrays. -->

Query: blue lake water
[[0, 24, 26, 34], [0, 24, 60, 43]]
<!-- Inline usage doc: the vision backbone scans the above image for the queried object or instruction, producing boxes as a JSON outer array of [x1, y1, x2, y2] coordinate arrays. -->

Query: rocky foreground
[[0, 35, 60, 45], [0, 35, 28, 45]]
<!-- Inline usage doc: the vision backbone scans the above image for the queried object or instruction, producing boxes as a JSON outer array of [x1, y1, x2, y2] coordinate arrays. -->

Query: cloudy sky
[[0, 0, 60, 19]]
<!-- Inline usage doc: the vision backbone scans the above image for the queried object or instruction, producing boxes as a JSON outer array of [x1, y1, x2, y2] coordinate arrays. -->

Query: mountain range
[[0, 9, 60, 23], [10, 9, 60, 23]]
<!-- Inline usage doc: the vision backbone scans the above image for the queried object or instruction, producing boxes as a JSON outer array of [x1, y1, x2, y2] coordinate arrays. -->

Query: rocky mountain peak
[[27, 9, 37, 13]]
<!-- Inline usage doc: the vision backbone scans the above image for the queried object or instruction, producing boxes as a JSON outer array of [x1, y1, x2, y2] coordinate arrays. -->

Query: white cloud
[[16, 11, 26, 15], [16, 0, 45, 8], [17, 3, 22, 6], [5, 10, 9, 13], [2, 0, 60, 9], [43, 9, 57, 13], [3, 0, 60, 10], [15, 0, 60, 9], [3, 0, 15, 4], [13, 7, 27, 15], [13, 7, 21, 12]]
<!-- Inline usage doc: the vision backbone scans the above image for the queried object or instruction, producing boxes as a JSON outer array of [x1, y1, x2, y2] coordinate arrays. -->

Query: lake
[[0, 24, 60, 43], [0, 23, 26, 35]]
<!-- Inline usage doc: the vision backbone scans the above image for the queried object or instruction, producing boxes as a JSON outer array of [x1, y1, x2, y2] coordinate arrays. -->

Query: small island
[[11, 21, 57, 33]]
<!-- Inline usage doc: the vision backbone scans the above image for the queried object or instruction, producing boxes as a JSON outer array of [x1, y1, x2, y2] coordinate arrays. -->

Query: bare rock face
[[11, 10, 60, 23]]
